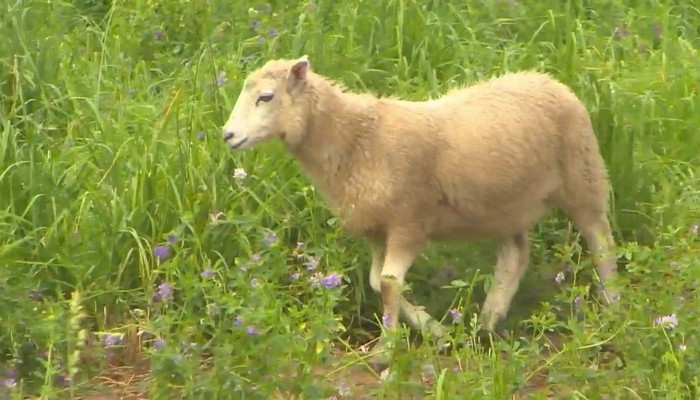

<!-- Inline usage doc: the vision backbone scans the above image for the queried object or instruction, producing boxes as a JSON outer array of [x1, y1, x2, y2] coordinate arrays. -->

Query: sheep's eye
[[256, 92, 274, 106]]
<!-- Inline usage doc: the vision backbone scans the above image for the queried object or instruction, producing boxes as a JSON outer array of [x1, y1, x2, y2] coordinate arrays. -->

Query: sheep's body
[[222, 57, 620, 370]]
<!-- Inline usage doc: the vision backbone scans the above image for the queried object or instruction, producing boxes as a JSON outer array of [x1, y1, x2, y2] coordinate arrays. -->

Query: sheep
[[221, 55, 621, 370]]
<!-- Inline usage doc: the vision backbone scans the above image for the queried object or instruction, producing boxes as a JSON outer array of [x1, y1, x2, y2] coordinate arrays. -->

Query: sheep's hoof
[[366, 338, 392, 373]]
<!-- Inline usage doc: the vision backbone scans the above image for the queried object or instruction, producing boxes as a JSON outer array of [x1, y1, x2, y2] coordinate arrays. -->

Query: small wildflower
[[152, 338, 166, 350], [690, 223, 698, 235], [449, 308, 462, 323], [320, 272, 342, 288], [246, 326, 259, 336], [440, 265, 456, 280], [234, 315, 244, 327], [257, 36, 266, 44], [554, 271, 565, 284], [30, 289, 43, 301], [197, 131, 205, 141], [233, 167, 247, 181], [305, 255, 319, 270], [249, 278, 257, 287], [250, 252, 262, 262], [216, 71, 227, 87], [53, 374, 68, 387], [573, 295, 583, 310], [382, 313, 393, 327], [679, 344, 687, 351], [262, 230, 278, 247], [207, 303, 220, 317], [614, 27, 630, 37], [154, 30, 164, 40], [153, 282, 174, 303], [209, 211, 225, 224], [290, 272, 300, 281], [654, 313, 678, 330], [250, 19, 261, 30], [103, 333, 123, 347], [201, 269, 214, 278], [267, 28, 279, 37], [154, 245, 170, 261], [309, 272, 323, 287], [167, 234, 178, 245]]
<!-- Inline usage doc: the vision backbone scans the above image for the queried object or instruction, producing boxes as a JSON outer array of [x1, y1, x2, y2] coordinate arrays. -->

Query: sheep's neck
[[288, 89, 377, 214]]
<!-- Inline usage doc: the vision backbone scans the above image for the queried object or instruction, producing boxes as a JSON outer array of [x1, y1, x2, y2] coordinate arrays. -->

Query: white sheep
[[221, 56, 620, 370]]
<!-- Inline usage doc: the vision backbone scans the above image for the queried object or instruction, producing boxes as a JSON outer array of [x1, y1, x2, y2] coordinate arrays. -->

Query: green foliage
[[0, 0, 699, 398]]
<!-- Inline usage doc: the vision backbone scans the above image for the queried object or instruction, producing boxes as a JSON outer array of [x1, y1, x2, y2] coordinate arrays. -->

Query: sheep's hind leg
[[367, 235, 429, 371], [570, 211, 620, 305], [479, 232, 530, 333]]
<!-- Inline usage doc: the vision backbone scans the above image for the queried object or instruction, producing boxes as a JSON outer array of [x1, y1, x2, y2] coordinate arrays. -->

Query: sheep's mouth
[[229, 138, 248, 149]]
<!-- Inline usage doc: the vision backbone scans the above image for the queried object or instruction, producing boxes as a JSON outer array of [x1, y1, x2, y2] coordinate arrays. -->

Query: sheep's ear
[[288, 56, 310, 90]]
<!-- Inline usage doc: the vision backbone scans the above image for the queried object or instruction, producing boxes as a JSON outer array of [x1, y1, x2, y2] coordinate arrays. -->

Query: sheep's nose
[[223, 131, 235, 142]]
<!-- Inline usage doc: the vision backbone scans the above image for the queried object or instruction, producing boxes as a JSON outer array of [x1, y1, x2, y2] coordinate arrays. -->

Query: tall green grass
[[1, 0, 699, 398]]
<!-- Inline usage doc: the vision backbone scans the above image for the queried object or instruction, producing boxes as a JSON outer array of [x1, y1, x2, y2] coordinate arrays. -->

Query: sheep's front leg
[[367, 235, 427, 371], [479, 232, 530, 332], [369, 243, 445, 338]]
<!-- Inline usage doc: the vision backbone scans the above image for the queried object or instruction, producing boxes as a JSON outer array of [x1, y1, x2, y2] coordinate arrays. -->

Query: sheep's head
[[222, 56, 312, 150]]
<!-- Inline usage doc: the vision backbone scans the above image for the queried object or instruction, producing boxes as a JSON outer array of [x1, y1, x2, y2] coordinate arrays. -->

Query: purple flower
[[246, 326, 258, 336], [654, 313, 678, 330], [152, 338, 166, 350], [216, 71, 227, 87], [250, 252, 261, 262], [152, 282, 173, 303], [197, 131, 205, 141], [234, 315, 243, 327], [449, 308, 462, 323], [30, 289, 43, 301], [267, 28, 279, 37], [320, 272, 342, 289], [573, 295, 583, 311], [250, 19, 261, 30], [614, 27, 630, 37], [382, 313, 393, 327], [262, 230, 278, 247], [53, 374, 68, 387], [154, 245, 170, 261], [290, 272, 300, 281], [305, 255, 319, 270], [167, 234, 178, 245], [103, 333, 122, 347], [154, 30, 164, 40], [440, 265, 456, 280], [201, 269, 214, 278]]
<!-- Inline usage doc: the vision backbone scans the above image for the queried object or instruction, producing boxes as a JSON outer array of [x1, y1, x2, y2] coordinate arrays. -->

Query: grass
[[1, 0, 700, 398]]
